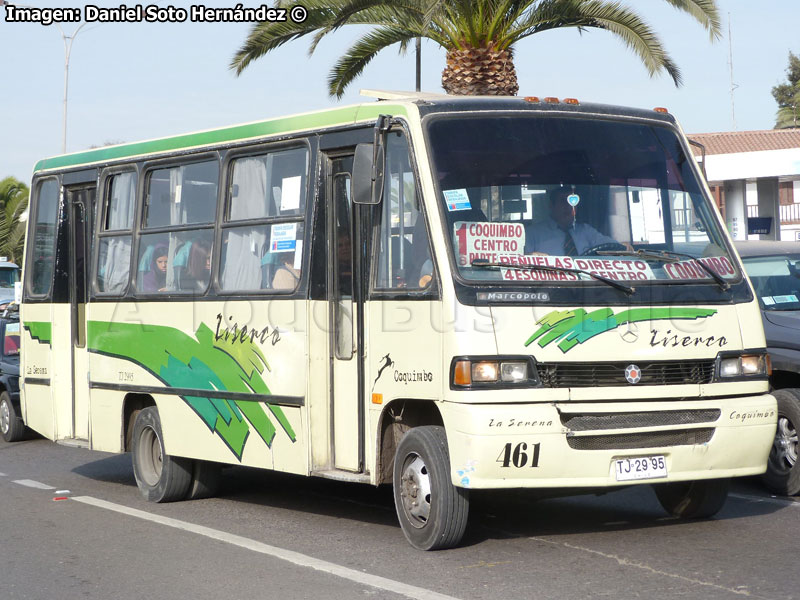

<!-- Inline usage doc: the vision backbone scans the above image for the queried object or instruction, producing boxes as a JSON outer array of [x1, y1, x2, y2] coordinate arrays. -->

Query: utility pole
[[727, 14, 738, 131], [0, 0, 89, 153], [415, 37, 421, 92]]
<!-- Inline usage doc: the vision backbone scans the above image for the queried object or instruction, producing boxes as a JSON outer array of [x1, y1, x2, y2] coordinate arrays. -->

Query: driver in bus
[[524, 187, 632, 256]]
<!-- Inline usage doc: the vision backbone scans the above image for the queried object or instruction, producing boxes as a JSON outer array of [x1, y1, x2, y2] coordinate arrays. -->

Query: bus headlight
[[716, 352, 771, 379], [451, 357, 539, 389]]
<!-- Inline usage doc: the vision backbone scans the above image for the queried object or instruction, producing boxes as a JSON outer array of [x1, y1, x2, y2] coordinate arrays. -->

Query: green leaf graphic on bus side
[[87, 320, 296, 460], [23, 321, 52, 345], [524, 307, 717, 353]]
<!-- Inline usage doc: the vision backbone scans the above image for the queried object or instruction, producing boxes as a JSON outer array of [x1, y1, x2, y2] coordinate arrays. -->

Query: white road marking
[[730, 492, 800, 507], [72, 496, 462, 600], [13, 479, 55, 490]]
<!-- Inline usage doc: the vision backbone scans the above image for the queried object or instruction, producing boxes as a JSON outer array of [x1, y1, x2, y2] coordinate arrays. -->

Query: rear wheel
[[392, 426, 469, 550], [186, 460, 222, 500], [653, 478, 730, 518], [762, 388, 800, 495], [131, 407, 192, 502], [0, 391, 25, 443]]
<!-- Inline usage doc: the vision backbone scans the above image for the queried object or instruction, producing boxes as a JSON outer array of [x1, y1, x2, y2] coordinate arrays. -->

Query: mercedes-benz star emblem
[[620, 322, 639, 343], [624, 364, 642, 384]]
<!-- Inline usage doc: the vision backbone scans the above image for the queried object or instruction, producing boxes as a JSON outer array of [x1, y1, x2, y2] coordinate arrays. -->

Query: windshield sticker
[[444, 189, 472, 211], [771, 295, 799, 304], [270, 223, 297, 252], [567, 193, 580, 207], [762, 296, 775, 305], [454, 222, 525, 266], [499, 254, 654, 282], [663, 256, 736, 280], [524, 307, 717, 353]]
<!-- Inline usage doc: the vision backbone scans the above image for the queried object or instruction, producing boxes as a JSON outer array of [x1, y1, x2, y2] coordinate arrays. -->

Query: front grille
[[566, 428, 715, 450], [538, 360, 715, 387], [561, 409, 721, 431]]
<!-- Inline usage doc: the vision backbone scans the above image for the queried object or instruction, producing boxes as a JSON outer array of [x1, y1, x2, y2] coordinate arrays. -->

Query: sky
[[0, 0, 798, 183]]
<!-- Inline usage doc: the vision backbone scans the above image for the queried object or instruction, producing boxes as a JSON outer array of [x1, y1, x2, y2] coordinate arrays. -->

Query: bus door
[[327, 154, 365, 472], [65, 185, 94, 441]]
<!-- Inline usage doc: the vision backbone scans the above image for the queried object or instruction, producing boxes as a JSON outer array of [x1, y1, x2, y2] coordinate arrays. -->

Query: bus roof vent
[[360, 89, 450, 101]]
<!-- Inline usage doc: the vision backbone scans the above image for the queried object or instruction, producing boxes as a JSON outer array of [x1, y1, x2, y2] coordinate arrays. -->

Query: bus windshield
[[0, 266, 19, 288], [426, 115, 739, 287]]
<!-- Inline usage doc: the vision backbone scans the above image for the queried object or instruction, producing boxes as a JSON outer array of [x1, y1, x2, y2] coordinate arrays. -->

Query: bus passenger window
[[97, 172, 135, 294], [144, 160, 218, 229], [220, 224, 304, 292], [375, 132, 433, 290], [29, 178, 60, 296], [220, 147, 308, 293]]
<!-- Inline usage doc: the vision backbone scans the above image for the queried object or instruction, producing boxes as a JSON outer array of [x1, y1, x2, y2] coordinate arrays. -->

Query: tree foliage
[[772, 51, 800, 129], [231, 0, 721, 98], [0, 177, 29, 265]]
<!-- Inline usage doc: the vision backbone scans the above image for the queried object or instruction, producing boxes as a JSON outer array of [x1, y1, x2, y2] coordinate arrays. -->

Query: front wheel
[[653, 478, 730, 519], [392, 426, 469, 550], [0, 391, 25, 443], [762, 388, 800, 495], [131, 407, 192, 502]]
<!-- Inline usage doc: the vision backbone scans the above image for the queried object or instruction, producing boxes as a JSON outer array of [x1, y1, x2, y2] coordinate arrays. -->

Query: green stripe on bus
[[23, 321, 52, 345], [34, 103, 408, 172]]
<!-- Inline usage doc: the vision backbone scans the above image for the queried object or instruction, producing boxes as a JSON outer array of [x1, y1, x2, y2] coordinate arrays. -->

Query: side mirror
[[352, 115, 390, 205], [352, 143, 380, 205]]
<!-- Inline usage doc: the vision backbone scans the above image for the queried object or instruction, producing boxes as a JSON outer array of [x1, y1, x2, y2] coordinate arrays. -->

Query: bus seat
[[137, 244, 156, 288]]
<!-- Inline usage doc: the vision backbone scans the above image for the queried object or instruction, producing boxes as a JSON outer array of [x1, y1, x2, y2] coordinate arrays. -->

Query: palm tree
[[231, 0, 721, 98], [0, 177, 29, 265]]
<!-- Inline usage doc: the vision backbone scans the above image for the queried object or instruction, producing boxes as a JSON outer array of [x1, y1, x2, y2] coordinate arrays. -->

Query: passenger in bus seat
[[272, 254, 300, 290], [141, 245, 168, 292], [183, 240, 211, 291], [525, 188, 631, 256]]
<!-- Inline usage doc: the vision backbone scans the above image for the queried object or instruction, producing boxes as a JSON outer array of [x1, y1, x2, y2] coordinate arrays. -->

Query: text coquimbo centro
[[2, 4, 309, 26]]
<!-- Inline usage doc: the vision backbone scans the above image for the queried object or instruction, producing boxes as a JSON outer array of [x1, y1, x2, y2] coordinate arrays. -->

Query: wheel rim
[[399, 453, 432, 529], [137, 426, 163, 486], [0, 400, 9, 435], [769, 415, 798, 475]]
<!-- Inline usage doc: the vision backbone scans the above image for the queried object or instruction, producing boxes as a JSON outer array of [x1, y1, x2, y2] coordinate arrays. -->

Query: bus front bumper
[[442, 394, 776, 489]]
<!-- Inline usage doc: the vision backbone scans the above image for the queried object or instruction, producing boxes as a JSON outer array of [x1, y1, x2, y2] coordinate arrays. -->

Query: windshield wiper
[[470, 259, 635, 295], [595, 249, 730, 291]]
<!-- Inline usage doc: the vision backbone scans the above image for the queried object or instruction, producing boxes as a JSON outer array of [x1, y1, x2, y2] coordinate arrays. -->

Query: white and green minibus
[[19, 92, 776, 549]]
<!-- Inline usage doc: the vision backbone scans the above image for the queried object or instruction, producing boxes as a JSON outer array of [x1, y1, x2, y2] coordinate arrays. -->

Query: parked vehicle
[[0, 305, 23, 442], [0, 259, 21, 309], [735, 241, 800, 494]]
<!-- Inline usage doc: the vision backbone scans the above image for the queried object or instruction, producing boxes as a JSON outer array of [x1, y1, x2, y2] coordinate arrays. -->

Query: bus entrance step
[[56, 438, 90, 449], [312, 469, 371, 484]]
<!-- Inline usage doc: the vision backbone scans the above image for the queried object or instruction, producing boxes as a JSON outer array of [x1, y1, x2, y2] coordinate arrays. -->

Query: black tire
[[653, 478, 730, 519], [185, 460, 222, 500], [392, 426, 469, 550], [131, 407, 192, 502], [762, 388, 800, 496], [0, 391, 25, 443]]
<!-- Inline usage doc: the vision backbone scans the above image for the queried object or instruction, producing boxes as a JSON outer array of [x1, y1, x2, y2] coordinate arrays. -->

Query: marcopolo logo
[[524, 307, 718, 353]]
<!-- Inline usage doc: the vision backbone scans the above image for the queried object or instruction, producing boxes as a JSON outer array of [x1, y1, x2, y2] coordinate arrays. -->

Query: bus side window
[[97, 172, 135, 295], [220, 147, 308, 293], [375, 131, 434, 291], [27, 178, 60, 297]]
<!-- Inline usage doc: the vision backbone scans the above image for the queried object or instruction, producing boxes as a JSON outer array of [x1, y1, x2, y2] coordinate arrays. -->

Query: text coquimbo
[[2, 4, 309, 26]]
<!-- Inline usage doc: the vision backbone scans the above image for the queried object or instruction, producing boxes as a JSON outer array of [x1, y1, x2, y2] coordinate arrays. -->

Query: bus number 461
[[497, 442, 541, 468]]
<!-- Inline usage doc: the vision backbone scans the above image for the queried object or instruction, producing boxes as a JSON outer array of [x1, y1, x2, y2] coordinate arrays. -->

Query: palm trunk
[[441, 43, 519, 96]]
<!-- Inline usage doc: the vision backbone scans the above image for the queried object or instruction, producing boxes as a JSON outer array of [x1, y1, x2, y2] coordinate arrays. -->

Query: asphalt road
[[1, 433, 799, 600]]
